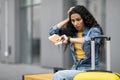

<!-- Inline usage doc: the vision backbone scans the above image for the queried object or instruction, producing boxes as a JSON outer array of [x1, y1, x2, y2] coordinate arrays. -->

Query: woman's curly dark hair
[[65, 5, 103, 37]]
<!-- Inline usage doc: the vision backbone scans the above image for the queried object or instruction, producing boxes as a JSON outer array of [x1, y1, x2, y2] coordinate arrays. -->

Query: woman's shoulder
[[90, 26, 101, 32], [83, 27, 101, 36], [84, 27, 101, 33]]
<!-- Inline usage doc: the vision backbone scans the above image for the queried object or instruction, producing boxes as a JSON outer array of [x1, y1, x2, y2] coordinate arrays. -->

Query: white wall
[[106, 0, 120, 73]]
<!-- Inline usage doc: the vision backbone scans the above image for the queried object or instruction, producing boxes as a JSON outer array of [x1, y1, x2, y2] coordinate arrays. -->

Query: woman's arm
[[60, 35, 84, 44], [69, 37, 84, 44], [60, 27, 102, 44], [57, 7, 74, 29], [49, 7, 74, 35], [57, 18, 69, 29], [49, 18, 69, 36]]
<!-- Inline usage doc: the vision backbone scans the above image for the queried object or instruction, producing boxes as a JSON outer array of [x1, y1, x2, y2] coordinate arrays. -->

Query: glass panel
[[33, 6, 40, 39], [32, 5, 41, 64], [20, 0, 32, 6], [20, 7, 32, 64], [19, 0, 41, 64], [33, 0, 42, 4]]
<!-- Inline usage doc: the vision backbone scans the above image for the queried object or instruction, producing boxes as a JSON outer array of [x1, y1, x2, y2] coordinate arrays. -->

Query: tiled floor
[[0, 63, 53, 80]]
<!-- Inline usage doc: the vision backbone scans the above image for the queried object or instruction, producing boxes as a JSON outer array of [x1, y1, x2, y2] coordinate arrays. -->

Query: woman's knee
[[53, 70, 67, 77], [52, 70, 70, 80], [52, 70, 80, 80]]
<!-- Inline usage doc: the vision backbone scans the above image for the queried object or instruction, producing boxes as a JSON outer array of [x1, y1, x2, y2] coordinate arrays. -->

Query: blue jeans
[[52, 67, 91, 80]]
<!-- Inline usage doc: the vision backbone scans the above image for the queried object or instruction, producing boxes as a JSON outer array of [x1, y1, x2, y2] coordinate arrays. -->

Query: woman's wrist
[[65, 17, 69, 22], [67, 37, 71, 43]]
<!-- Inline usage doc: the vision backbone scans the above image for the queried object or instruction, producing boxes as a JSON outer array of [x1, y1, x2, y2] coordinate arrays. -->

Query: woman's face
[[71, 13, 85, 31]]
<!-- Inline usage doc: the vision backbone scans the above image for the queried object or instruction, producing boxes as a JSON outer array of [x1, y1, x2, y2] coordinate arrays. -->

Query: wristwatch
[[67, 37, 71, 43]]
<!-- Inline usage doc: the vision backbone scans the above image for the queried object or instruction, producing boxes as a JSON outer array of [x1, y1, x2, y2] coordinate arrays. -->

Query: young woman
[[49, 5, 103, 80]]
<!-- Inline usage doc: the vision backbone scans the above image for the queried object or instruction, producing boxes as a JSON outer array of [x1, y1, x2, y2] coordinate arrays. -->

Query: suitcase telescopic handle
[[91, 35, 111, 41], [91, 35, 111, 71]]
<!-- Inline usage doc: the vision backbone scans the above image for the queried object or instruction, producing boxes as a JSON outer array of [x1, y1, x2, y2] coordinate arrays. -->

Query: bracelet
[[67, 37, 71, 43]]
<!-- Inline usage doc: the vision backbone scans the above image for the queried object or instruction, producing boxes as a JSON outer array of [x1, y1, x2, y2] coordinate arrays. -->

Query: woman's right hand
[[67, 6, 75, 20], [59, 35, 68, 44], [57, 6, 74, 29]]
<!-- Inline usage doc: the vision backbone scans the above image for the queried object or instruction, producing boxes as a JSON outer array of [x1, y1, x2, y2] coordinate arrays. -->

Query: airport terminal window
[[20, 0, 41, 64]]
